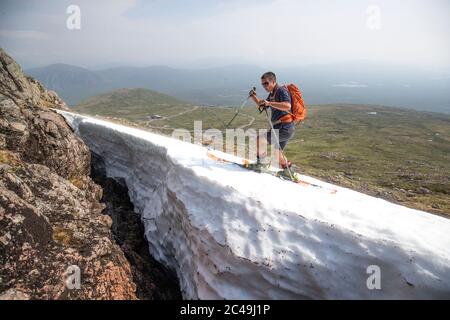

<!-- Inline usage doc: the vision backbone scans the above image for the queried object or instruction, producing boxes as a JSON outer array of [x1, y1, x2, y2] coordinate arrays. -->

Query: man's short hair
[[261, 71, 276, 82]]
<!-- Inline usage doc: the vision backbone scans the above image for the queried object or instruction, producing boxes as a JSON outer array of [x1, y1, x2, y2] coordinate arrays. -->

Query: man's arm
[[249, 93, 262, 105], [248, 89, 291, 111], [263, 100, 291, 111], [250, 96, 290, 111], [249, 92, 266, 109]]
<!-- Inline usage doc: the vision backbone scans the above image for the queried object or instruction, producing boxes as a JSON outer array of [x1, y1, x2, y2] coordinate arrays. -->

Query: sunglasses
[[261, 81, 270, 86]]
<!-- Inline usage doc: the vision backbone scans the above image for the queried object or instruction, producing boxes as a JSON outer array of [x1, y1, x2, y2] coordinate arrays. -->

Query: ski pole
[[224, 87, 255, 130]]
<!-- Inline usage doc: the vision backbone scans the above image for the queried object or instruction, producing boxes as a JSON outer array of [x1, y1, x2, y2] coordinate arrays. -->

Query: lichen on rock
[[0, 48, 139, 299]]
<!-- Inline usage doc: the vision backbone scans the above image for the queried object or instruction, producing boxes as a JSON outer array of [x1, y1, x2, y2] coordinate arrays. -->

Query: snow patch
[[56, 110, 450, 299]]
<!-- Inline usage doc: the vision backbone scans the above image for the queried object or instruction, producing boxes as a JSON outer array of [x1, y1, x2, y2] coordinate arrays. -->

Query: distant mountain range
[[26, 62, 450, 114]]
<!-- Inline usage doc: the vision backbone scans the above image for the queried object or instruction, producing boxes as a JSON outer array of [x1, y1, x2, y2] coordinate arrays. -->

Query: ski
[[206, 150, 337, 194]]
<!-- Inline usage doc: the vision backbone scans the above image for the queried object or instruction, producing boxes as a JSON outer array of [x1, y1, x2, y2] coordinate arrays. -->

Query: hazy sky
[[1, 0, 449, 70]]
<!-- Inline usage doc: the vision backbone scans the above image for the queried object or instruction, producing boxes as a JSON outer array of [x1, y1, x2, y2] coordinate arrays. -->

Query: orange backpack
[[278, 84, 307, 124]]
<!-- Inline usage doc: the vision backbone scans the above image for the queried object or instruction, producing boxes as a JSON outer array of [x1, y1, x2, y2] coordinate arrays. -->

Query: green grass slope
[[73, 88, 193, 122]]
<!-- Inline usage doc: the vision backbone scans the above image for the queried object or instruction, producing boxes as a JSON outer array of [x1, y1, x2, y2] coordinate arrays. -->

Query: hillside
[[73, 88, 193, 122], [72, 91, 450, 216]]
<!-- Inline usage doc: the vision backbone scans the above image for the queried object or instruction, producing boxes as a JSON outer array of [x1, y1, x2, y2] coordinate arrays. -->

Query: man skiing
[[249, 71, 296, 169]]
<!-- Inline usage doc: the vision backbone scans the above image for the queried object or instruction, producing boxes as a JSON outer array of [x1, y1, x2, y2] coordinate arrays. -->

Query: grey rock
[[0, 48, 137, 300], [0, 288, 30, 300]]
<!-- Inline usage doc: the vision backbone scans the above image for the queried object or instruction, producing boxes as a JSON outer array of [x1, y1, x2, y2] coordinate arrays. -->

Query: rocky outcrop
[[0, 50, 69, 112], [90, 153, 181, 299], [0, 48, 138, 299]]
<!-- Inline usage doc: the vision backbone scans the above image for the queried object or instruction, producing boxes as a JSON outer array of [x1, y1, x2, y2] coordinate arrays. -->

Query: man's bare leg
[[258, 135, 287, 167], [274, 148, 287, 168], [256, 135, 268, 161]]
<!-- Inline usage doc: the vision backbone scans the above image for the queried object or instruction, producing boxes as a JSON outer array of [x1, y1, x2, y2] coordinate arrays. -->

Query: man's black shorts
[[265, 123, 295, 150]]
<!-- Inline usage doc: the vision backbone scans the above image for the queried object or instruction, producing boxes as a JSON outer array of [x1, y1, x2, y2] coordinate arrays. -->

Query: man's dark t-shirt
[[267, 84, 294, 128]]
